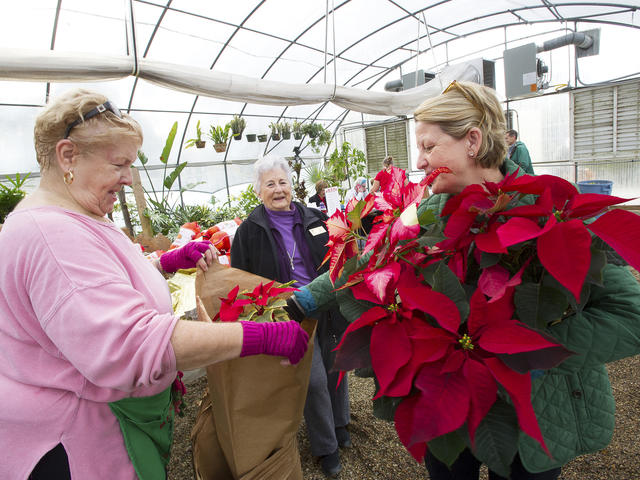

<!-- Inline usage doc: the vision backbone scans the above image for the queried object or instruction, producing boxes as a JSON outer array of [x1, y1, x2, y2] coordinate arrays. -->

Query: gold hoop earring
[[63, 170, 74, 185]]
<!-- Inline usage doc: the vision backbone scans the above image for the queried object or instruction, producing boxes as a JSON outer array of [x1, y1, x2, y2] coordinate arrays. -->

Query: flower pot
[[258, 134, 268, 143], [282, 132, 291, 140], [246, 134, 257, 142], [232, 130, 244, 141], [309, 132, 318, 139], [294, 132, 302, 140], [214, 143, 227, 153], [271, 133, 281, 141], [196, 140, 206, 149], [577, 180, 613, 195]]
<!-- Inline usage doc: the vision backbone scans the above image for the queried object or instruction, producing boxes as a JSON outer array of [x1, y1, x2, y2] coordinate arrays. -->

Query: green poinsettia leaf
[[346, 203, 364, 230], [479, 251, 501, 269], [514, 282, 568, 330], [416, 233, 446, 248], [428, 430, 467, 468], [543, 273, 590, 313], [253, 311, 275, 323], [416, 221, 445, 247], [267, 298, 288, 309], [335, 287, 376, 324], [240, 308, 258, 322], [432, 263, 470, 322], [585, 247, 606, 287], [418, 207, 437, 226], [340, 255, 361, 284], [272, 310, 289, 322], [372, 394, 403, 422], [471, 398, 519, 478], [420, 261, 440, 286]]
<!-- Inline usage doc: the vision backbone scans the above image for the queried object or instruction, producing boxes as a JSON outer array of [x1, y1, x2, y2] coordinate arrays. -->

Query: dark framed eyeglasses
[[63, 100, 123, 139]]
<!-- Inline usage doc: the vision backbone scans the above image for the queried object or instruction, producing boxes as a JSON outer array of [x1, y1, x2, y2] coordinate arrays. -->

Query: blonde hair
[[413, 81, 507, 169], [34, 88, 143, 170], [315, 179, 329, 193]]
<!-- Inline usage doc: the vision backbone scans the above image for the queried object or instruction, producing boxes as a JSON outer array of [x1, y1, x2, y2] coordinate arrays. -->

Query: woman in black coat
[[231, 156, 351, 478]]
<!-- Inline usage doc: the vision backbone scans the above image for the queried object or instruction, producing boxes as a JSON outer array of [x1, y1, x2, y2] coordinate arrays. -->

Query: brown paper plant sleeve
[[192, 262, 316, 480]]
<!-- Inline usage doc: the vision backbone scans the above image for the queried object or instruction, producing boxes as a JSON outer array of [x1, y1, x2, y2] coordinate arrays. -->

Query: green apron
[[109, 385, 175, 480]]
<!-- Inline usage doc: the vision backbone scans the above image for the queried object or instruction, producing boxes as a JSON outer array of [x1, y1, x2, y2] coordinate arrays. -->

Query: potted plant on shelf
[[208, 123, 232, 152], [269, 122, 281, 141], [230, 115, 246, 141], [246, 133, 257, 142], [184, 120, 206, 149], [257, 133, 268, 143], [293, 120, 303, 140], [280, 121, 292, 140]]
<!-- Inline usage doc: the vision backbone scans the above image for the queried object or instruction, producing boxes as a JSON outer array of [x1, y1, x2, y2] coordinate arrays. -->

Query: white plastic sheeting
[[0, 49, 479, 116]]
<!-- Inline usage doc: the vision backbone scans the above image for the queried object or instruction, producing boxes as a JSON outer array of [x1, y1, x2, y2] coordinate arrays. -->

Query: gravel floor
[[168, 268, 640, 480]]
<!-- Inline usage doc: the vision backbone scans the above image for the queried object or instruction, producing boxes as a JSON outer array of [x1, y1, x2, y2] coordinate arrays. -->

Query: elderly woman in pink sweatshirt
[[0, 89, 309, 480]]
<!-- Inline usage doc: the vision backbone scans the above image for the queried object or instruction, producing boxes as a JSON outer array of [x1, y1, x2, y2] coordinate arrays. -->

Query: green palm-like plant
[[229, 115, 246, 140], [185, 120, 206, 148], [208, 123, 232, 144]]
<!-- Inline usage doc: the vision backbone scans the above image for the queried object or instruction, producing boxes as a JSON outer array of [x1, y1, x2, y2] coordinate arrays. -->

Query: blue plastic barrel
[[577, 180, 613, 195]]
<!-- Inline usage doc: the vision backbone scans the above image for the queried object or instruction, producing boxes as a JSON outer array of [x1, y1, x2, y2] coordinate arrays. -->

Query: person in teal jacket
[[506, 129, 535, 174], [288, 81, 640, 479]]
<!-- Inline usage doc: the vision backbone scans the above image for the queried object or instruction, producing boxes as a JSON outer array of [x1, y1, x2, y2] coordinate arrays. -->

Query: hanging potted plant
[[280, 121, 292, 140], [246, 133, 257, 142], [230, 115, 246, 141], [257, 133, 268, 143], [208, 123, 231, 153], [185, 120, 206, 149], [293, 120, 303, 140], [269, 122, 281, 141], [308, 126, 332, 154], [302, 123, 324, 139]]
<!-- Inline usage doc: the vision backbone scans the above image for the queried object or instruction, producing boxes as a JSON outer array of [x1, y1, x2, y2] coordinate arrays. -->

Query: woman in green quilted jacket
[[288, 80, 640, 479]]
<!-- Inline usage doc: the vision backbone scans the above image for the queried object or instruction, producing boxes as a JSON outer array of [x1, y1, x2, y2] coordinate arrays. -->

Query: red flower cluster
[[325, 169, 640, 465], [214, 280, 298, 322]]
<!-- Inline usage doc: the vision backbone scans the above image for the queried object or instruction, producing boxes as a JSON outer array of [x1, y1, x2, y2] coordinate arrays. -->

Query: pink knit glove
[[160, 241, 212, 273], [239, 321, 309, 365]]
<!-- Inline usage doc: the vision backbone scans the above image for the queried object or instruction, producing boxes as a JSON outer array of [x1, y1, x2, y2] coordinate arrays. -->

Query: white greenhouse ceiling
[[1, 0, 640, 185]]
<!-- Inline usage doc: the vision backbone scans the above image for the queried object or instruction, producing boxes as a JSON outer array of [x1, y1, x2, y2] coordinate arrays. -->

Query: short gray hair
[[252, 156, 293, 194]]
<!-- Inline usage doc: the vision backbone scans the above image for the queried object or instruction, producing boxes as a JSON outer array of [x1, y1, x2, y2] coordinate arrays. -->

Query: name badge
[[309, 226, 326, 236]]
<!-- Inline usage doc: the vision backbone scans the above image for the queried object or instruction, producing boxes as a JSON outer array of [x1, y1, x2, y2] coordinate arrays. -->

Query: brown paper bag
[[191, 392, 233, 480], [192, 263, 316, 480]]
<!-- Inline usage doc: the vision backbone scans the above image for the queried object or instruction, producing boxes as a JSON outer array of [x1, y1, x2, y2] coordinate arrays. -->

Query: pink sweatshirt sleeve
[[43, 281, 178, 392], [10, 208, 179, 396]]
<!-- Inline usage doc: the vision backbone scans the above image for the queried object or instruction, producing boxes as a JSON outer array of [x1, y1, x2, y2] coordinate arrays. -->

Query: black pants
[[425, 448, 561, 480], [29, 443, 71, 480]]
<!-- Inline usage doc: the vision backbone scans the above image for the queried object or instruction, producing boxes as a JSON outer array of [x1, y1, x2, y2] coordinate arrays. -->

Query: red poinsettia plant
[[322, 168, 640, 475], [213, 280, 299, 323]]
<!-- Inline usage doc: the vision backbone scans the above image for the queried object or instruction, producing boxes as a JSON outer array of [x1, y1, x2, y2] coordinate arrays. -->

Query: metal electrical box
[[504, 43, 538, 99]]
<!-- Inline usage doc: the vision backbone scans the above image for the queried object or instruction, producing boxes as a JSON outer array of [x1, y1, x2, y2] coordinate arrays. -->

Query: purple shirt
[[0, 207, 178, 479], [265, 207, 314, 286]]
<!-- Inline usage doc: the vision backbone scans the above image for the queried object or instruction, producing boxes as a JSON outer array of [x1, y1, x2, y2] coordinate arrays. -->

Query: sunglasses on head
[[442, 80, 486, 125], [64, 100, 123, 139]]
